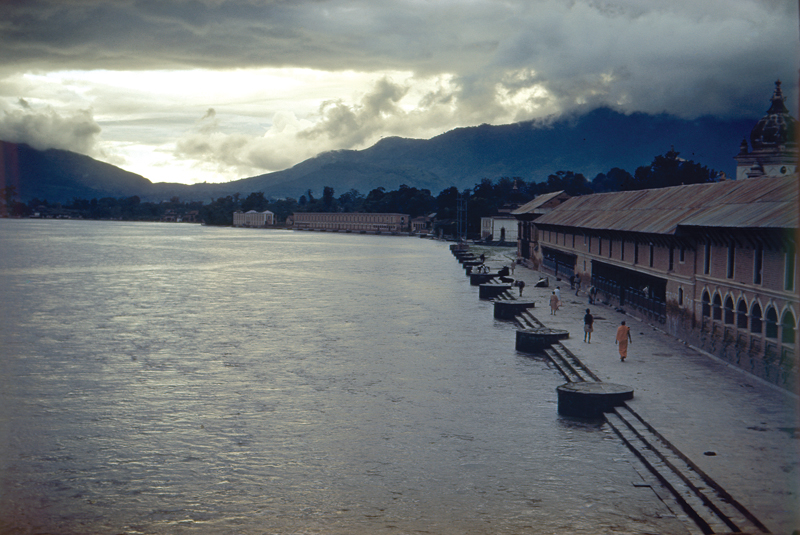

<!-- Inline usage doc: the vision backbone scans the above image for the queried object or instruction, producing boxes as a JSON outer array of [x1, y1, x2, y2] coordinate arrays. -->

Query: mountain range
[[1, 107, 756, 204]]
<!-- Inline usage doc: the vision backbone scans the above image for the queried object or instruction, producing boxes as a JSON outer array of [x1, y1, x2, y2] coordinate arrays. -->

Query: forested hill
[[1, 141, 154, 202], [237, 108, 754, 198], [2, 107, 755, 204]]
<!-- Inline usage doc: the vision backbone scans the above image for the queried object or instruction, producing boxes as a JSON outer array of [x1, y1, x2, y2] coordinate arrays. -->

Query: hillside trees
[[241, 192, 269, 212], [200, 195, 239, 225], [338, 189, 365, 212], [1, 186, 26, 217], [591, 168, 634, 193], [629, 147, 716, 189]]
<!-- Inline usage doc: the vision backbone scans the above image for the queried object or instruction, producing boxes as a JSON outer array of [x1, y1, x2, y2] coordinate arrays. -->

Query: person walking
[[615, 320, 632, 361], [517, 279, 525, 296], [583, 309, 594, 343], [554, 286, 561, 301], [574, 274, 581, 295], [549, 291, 560, 315]]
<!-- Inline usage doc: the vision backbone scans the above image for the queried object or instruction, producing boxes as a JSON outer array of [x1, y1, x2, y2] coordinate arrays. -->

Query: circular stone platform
[[556, 382, 634, 419], [515, 327, 569, 352]]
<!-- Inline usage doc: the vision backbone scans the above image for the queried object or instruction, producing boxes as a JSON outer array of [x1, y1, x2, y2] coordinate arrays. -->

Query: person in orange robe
[[615, 321, 632, 361]]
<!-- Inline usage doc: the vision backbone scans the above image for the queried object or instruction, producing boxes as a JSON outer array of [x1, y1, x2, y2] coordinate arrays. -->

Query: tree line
[[2, 148, 716, 234]]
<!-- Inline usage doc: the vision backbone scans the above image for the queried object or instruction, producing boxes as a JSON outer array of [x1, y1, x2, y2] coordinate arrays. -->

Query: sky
[[0, 0, 797, 185]]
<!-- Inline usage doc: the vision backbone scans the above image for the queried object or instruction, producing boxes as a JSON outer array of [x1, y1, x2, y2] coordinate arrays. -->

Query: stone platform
[[479, 283, 512, 299], [494, 300, 536, 319], [515, 327, 569, 352], [556, 382, 634, 419]]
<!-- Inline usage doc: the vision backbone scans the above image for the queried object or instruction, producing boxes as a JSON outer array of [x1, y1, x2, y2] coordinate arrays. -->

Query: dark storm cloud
[[3, 0, 795, 120]]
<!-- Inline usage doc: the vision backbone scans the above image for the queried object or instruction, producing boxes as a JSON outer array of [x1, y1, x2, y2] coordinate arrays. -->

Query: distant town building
[[480, 215, 518, 243], [233, 210, 274, 227], [290, 212, 410, 233], [161, 209, 198, 223], [411, 213, 437, 235], [514, 84, 799, 390]]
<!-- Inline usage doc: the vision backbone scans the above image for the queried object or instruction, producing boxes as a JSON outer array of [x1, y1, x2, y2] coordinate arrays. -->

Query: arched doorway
[[781, 310, 796, 345], [713, 294, 722, 321], [737, 299, 748, 329], [765, 307, 779, 339], [750, 303, 762, 335], [724, 296, 735, 324]]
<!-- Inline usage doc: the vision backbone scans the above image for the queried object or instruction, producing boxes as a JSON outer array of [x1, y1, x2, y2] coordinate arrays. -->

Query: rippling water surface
[[0, 220, 681, 534]]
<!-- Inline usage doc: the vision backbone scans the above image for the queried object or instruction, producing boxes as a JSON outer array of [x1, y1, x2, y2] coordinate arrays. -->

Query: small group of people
[[583, 309, 632, 361]]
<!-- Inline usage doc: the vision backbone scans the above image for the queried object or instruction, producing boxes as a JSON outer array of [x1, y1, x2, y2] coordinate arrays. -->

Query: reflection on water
[[0, 220, 683, 534]]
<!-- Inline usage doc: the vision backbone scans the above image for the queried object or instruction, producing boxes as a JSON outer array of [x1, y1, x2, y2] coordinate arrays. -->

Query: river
[[0, 219, 684, 534]]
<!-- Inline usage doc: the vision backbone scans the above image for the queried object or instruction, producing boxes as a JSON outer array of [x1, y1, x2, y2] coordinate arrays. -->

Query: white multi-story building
[[233, 210, 274, 227]]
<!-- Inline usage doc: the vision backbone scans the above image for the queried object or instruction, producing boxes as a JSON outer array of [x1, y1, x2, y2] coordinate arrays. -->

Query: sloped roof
[[511, 190, 568, 215], [533, 176, 799, 234]]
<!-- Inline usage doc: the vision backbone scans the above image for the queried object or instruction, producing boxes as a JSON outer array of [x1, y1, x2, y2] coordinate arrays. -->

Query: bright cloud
[[0, 98, 101, 155]]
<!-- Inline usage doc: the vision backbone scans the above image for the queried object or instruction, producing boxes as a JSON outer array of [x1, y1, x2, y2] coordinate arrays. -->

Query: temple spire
[[766, 79, 790, 115]]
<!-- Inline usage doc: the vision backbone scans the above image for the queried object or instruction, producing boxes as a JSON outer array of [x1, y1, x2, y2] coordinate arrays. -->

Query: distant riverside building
[[162, 210, 199, 223], [411, 213, 436, 235], [290, 212, 410, 233], [514, 84, 799, 391], [480, 202, 529, 243], [233, 210, 274, 227], [480, 215, 518, 243]]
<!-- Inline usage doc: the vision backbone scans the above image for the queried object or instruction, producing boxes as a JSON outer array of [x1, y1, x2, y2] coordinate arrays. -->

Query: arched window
[[702, 291, 711, 317], [737, 299, 749, 329], [781, 310, 796, 345], [724, 296, 735, 324], [765, 307, 779, 339], [750, 303, 762, 335], [713, 294, 723, 321]]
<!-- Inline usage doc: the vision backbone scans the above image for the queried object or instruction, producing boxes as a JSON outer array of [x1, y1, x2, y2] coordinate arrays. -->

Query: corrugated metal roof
[[534, 176, 799, 234], [511, 190, 567, 215]]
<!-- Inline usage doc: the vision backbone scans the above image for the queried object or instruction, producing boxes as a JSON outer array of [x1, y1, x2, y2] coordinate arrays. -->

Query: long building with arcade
[[289, 212, 410, 233], [514, 81, 799, 391]]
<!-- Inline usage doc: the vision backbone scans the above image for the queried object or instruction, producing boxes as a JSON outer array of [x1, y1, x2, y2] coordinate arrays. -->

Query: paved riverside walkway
[[479, 250, 800, 534]]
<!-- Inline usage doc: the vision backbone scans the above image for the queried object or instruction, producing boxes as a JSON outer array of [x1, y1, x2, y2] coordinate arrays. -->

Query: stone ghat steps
[[512, 311, 767, 534], [605, 405, 769, 535], [543, 344, 600, 384], [455, 245, 769, 534], [543, 346, 584, 383], [515, 310, 545, 329]]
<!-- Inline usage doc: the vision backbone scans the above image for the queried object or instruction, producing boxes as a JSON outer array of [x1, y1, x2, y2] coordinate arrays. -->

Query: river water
[[0, 220, 683, 534]]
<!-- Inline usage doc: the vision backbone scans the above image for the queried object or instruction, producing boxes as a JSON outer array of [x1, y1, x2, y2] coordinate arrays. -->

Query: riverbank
[[471, 246, 800, 534]]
